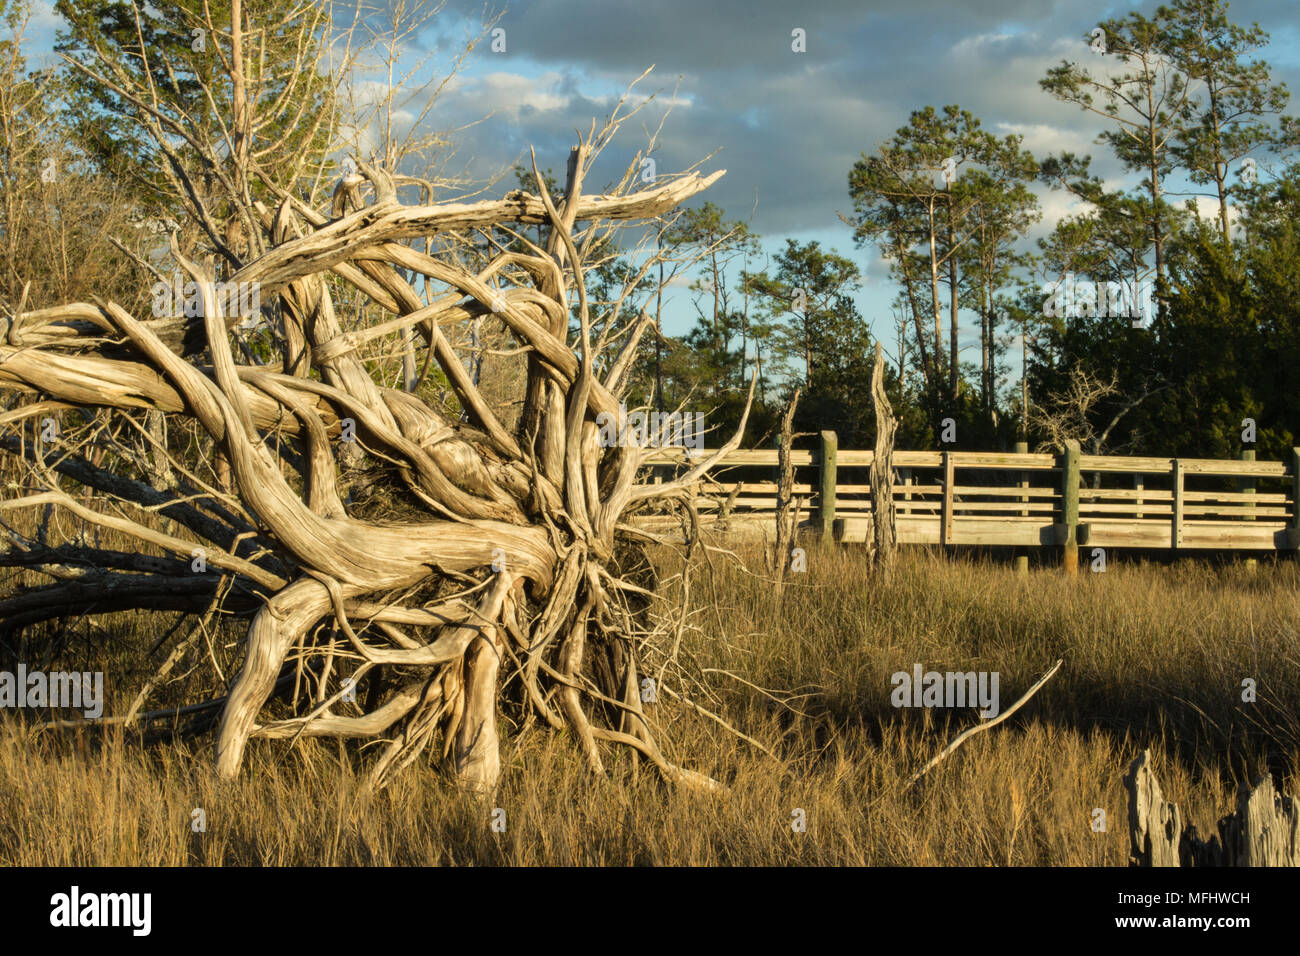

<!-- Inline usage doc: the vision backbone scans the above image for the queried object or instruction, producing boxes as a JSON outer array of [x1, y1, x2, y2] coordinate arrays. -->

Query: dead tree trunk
[[0, 131, 745, 795], [869, 342, 898, 573], [771, 390, 805, 603]]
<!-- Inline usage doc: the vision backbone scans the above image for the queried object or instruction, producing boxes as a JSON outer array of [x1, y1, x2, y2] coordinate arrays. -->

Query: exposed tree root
[[0, 113, 759, 796]]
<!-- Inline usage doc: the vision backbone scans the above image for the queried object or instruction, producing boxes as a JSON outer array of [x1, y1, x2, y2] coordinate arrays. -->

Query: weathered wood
[[1081, 487, 1170, 501], [826, 515, 1059, 547], [1290, 448, 1300, 550], [941, 451, 955, 546], [1232, 455, 1253, 567], [940, 452, 1057, 468], [707, 480, 814, 495], [1081, 501, 1174, 515], [1086, 520, 1282, 550], [1080, 454, 1287, 477], [1172, 458, 1184, 549], [1125, 748, 1300, 866], [1124, 750, 1182, 867], [905, 659, 1063, 788], [818, 430, 837, 539], [944, 500, 1056, 512], [952, 485, 1059, 497], [1060, 440, 1080, 574], [1015, 440, 1029, 576], [947, 501, 1056, 513], [1222, 772, 1300, 866], [650, 447, 1289, 476], [1077, 487, 1283, 504], [771, 392, 801, 601], [643, 447, 814, 466], [1184, 504, 1287, 517], [868, 343, 897, 569], [1187, 489, 1285, 503], [1181, 458, 1288, 476], [1238, 449, 1256, 517], [637, 444, 1300, 554], [0, 135, 742, 798], [835, 482, 908, 494]]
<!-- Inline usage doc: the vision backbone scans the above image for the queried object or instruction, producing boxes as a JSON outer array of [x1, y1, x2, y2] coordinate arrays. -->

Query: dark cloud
[[26, 0, 1300, 338], [397, 0, 1300, 340], [421, 0, 1300, 241]]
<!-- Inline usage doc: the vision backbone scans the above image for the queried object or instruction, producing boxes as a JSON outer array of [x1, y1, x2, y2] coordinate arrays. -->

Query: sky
[[19, 0, 1300, 385]]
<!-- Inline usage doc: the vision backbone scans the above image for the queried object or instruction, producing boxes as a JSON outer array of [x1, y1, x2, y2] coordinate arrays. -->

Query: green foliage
[[54, 0, 336, 262]]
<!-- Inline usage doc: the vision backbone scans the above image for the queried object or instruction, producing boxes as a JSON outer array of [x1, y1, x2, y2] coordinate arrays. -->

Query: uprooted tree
[[0, 112, 751, 793]]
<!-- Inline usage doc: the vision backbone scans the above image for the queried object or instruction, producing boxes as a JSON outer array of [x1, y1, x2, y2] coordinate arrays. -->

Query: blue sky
[[20, 0, 1300, 390]]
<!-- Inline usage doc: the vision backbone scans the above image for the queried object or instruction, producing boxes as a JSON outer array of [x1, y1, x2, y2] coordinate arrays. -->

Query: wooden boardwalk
[[642, 437, 1300, 555]]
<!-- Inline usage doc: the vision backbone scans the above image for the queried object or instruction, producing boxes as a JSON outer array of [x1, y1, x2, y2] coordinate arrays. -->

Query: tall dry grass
[[1, 541, 1296, 865]]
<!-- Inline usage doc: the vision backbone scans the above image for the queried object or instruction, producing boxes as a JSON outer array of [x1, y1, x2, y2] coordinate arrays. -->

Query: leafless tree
[[1, 4, 748, 793]]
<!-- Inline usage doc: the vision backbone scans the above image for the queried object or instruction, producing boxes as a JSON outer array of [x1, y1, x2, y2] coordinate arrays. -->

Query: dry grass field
[[1, 540, 1296, 866]]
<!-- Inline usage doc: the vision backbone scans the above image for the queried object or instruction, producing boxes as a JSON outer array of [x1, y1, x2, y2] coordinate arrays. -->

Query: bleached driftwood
[[1125, 749, 1300, 866], [0, 122, 746, 796]]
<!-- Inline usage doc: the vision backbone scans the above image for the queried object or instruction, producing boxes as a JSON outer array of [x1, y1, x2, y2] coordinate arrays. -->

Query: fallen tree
[[0, 120, 745, 794]]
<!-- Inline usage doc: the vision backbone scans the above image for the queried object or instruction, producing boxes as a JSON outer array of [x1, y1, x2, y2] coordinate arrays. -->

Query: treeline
[[608, 0, 1300, 461]]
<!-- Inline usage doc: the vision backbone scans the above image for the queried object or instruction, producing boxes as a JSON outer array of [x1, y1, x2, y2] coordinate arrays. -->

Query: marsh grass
[[1, 540, 1296, 865]]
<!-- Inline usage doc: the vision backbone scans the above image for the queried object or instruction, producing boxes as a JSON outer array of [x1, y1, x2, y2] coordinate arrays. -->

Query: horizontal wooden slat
[[950, 485, 1060, 498], [838, 451, 1060, 469], [1081, 502, 1288, 517], [1181, 459, 1289, 477], [1078, 454, 1289, 477], [1086, 519, 1286, 550], [1183, 505, 1290, 517], [949, 501, 1057, 513], [649, 448, 1292, 475], [1183, 491, 1287, 504], [835, 451, 876, 466], [1080, 488, 1173, 501], [950, 452, 1059, 468], [1078, 455, 1173, 474], [694, 497, 812, 510], [704, 482, 813, 494], [835, 515, 1052, 546], [1081, 503, 1173, 514]]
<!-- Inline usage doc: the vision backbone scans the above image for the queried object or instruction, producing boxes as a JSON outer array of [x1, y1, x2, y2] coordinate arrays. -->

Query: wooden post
[[1015, 441, 1028, 577], [1134, 473, 1144, 520], [1240, 449, 1256, 572], [1290, 448, 1300, 556], [1172, 458, 1184, 550], [1061, 439, 1079, 575], [817, 430, 837, 542], [941, 451, 955, 547], [900, 468, 912, 517]]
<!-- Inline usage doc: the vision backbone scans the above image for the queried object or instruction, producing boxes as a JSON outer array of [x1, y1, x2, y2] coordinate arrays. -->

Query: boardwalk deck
[[638, 441, 1300, 555]]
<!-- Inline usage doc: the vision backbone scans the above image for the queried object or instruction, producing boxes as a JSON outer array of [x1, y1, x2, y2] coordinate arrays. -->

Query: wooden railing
[[642, 436, 1300, 555]]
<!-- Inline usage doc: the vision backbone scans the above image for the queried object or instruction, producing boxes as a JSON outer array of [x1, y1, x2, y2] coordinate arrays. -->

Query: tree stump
[[1125, 749, 1300, 866]]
